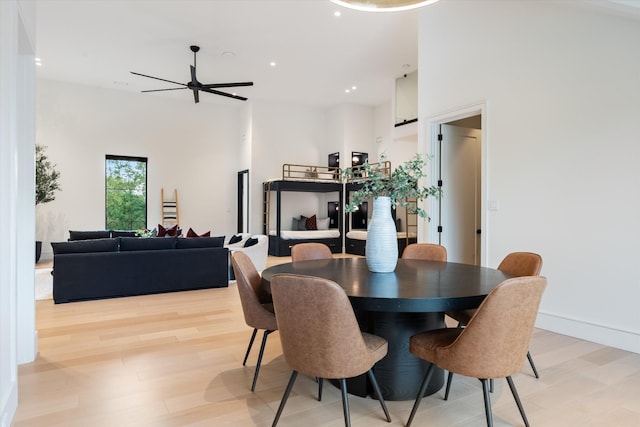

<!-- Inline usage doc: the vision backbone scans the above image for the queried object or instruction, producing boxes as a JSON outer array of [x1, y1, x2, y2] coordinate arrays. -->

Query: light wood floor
[[15, 256, 640, 426]]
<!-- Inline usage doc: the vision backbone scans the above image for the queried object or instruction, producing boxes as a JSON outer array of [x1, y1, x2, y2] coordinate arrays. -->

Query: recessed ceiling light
[[334, 11, 342, 17], [345, 89, 350, 93], [351, 86, 357, 90], [269, 61, 277, 67], [221, 51, 236, 58]]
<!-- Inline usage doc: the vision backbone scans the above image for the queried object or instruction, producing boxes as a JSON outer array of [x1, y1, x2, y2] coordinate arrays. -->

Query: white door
[[439, 124, 481, 265]]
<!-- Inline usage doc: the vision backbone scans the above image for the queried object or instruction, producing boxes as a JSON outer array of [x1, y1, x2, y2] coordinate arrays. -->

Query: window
[[105, 155, 147, 230]]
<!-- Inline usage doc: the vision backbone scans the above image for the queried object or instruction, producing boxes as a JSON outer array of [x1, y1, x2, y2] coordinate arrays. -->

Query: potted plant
[[35, 144, 61, 262], [344, 153, 440, 272]]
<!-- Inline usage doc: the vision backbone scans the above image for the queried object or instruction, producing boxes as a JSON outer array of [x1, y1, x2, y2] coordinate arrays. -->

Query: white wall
[[249, 101, 329, 234], [419, 0, 640, 352], [36, 79, 242, 258], [1, 0, 36, 424]]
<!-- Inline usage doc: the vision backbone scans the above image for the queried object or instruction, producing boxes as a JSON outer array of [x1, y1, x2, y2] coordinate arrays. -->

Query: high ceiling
[[35, 0, 420, 108], [34, 0, 640, 109]]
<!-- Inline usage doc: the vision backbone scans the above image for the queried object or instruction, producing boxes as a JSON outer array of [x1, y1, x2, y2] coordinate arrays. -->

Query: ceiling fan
[[131, 45, 253, 103]]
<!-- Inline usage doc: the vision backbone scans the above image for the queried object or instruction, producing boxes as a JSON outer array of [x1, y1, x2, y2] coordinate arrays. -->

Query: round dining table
[[261, 257, 511, 401]]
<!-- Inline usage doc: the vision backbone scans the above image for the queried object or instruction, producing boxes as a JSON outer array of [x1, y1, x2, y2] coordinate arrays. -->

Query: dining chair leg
[[527, 351, 540, 378], [406, 363, 435, 427], [490, 378, 494, 393], [317, 378, 323, 401], [339, 378, 351, 427], [242, 328, 258, 366], [367, 369, 391, 422], [444, 371, 454, 400], [272, 371, 298, 427], [506, 376, 530, 427], [251, 329, 273, 392], [481, 379, 494, 427]]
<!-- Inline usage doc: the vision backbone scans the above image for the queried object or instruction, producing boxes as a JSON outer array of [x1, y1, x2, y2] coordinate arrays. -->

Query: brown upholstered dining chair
[[401, 243, 447, 262], [230, 251, 278, 392], [290, 242, 333, 262], [444, 251, 543, 398], [406, 276, 547, 427], [269, 274, 391, 427]]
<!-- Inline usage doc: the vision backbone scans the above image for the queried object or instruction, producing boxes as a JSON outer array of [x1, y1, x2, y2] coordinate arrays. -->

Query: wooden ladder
[[161, 188, 179, 227], [262, 182, 271, 234]]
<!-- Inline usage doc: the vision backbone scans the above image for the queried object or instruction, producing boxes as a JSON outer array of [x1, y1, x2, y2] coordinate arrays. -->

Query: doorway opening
[[422, 104, 486, 265], [237, 170, 249, 233]]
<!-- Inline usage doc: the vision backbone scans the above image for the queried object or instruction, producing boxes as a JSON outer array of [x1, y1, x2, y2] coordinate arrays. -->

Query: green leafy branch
[[343, 153, 441, 219]]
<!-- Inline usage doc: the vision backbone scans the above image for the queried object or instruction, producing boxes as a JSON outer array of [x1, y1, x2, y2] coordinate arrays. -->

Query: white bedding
[[346, 230, 417, 240], [270, 229, 340, 239]]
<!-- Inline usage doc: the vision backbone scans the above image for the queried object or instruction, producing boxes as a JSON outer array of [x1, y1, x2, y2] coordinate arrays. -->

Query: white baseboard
[[536, 311, 640, 354], [0, 377, 17, 427]]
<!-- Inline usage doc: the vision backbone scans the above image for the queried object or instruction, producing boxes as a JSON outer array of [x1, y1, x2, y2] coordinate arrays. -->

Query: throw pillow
[[316, 217, 331, 230], [110, 230, 138, 238], [186, 227, 211, 238], [243, 237, 259, 248], [228, 234, 243, 244], [297, 215, 308, 231], [68, 230, 110, 241], [305, 214, 317, 230], [157, 224, 179, 237]]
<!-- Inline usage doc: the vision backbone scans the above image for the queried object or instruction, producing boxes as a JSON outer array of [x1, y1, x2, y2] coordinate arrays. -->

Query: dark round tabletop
[[261, 257, 512, 313]]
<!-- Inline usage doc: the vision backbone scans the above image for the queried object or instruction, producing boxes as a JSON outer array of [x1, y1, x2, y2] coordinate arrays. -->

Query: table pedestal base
[[344, 310, 446, 401]]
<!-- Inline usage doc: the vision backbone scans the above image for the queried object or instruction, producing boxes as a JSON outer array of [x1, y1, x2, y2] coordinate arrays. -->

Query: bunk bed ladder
[[161, 188, 179, 227], [405, 197, 418, 246], [263, 182, 271, 234]]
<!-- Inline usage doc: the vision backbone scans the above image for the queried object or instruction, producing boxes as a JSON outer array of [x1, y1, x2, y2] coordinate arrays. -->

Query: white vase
[[366, 196, 398, 273]]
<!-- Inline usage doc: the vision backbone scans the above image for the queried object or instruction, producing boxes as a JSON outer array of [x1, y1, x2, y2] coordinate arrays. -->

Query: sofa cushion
[[52, 238, 118, 254], [243, 237, 259, 248], [186, 227, 211, 238], [110, 230, 138, 238], [119, 237, 177, 251], [176, 236, 225, 249], [68, 230, 111, 241]]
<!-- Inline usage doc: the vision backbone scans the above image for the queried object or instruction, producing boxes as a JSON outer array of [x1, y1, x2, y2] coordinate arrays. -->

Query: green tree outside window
[[106, 156, 147, 230]]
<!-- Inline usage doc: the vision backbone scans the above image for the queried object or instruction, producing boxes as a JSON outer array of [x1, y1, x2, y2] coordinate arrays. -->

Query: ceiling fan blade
[[141, 87, 188, 93], [131, 72, 186, 87], [190, 65, 198, 85], [193, 89, 200, 103], [201, 81, 254, 89], [201, 87, 248, 101]]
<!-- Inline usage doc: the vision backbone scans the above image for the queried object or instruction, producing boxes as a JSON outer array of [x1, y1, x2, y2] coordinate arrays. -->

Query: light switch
[[488, 200, 499, 211]]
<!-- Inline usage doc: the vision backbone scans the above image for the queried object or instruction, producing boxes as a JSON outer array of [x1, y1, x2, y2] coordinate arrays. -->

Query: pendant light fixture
[[330, 0, 440, 12]]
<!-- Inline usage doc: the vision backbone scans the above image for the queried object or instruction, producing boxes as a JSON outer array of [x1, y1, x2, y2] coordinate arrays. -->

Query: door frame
[[419, 102, 488, 266]]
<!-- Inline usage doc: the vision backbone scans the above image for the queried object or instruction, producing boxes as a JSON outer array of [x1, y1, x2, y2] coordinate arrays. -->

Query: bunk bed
[[344, 162, 417, 256], [263, 164, 343, 256]]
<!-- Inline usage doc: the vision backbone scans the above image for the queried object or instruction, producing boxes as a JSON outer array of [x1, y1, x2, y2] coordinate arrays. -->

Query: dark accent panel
[[345, 236, 416, 257], [268, 235, 341, 257]]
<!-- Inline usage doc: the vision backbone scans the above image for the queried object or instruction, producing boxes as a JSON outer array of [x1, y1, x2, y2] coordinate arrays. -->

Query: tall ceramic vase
[[366, 196, 398, 273]]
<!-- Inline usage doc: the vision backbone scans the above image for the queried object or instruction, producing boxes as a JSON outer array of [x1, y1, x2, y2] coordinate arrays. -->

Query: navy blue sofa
[[51, 236, 228, 304]]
